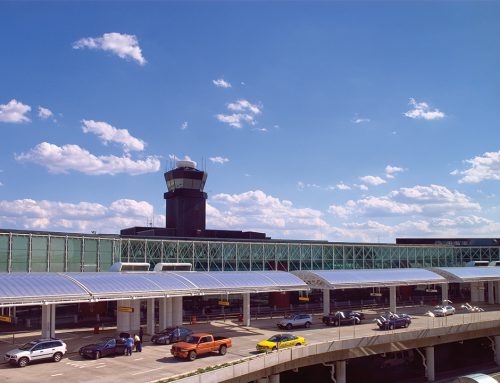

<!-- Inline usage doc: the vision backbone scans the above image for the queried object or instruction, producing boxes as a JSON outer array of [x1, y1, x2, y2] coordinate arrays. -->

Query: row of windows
[[0, 233, 499, 272]]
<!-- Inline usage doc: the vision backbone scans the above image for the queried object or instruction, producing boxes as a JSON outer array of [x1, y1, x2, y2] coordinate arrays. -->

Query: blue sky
[[1, 1, 500, 242]]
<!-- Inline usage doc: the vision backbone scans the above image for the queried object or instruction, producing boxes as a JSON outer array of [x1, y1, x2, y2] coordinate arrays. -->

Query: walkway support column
[[172, 297, 183, 326], [426, 346, 435, 382], [389, 286, 397, 313], [335, 360, 346, 383], [130, 300, 141, 332], [159, 297, 173, 329], [243, 293, 251, 327], [495, 336, 500, 366], [478, 282, 486, 302], [117, 299, 131, 332], [441, 283, 449, 304], [488, 282, 495, 304], [147, 298, 155, 335], [41, 304, 55, 338], [323, 289, 330, 316], [269, 374, 280, 383]]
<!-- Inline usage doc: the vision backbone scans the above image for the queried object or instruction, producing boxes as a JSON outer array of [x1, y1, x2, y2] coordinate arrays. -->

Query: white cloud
[[453, 150, 500, 184], [385, 165, 405, 179], [38, 106, 53, 120], [359, 175, 386, 186], [335, 182, 351, 190], [215, 113, 255, 129], [0, 198, 163, 233], [209, 156, 229, 164], [227, 99, 261, 114], [297, 181, 320, 191], [208, 190, 330, 240], [0, 99, 31, 123], [216, 99, 262, 129], [180, 121, 188, 130], [81, 119, 145, 152], [15, 142, 160, 175], [404, 98, 445, 120], [328, 184, 480, 219], [212, 78, 232, 88], [72, 32, 146, 65], [352, 117, 370, 124]]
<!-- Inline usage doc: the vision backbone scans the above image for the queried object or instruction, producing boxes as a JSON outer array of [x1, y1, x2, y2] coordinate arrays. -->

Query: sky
[[1, 1, 500, 243]]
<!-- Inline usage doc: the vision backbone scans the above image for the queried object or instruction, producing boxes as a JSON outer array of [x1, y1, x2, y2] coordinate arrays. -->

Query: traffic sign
[[118, 306, 134, 313]]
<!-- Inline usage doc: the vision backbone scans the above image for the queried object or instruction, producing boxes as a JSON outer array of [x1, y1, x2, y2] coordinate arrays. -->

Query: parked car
[[170, 333, 232, 361], [151, 327, 193, 345], [4, 338, 66, 367], [323, 311, 361, 326], [376, 313, 411, 330], [79, 337, 127, 359], [256, 334, 305, 352], [380, 350, 415, 368], [433, 305, 456, 317], [277, 314, 313, 330]]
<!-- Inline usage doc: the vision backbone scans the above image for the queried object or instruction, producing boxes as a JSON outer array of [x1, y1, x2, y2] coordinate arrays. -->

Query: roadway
[[1, 305, 499, 383]]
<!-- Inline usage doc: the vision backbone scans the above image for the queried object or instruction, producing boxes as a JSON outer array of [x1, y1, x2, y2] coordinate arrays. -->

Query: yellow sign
[[0, 315, 12, 323], [298, 297, 310, 302], [218, 300, 230, 306], [118, 306, 134, 313]]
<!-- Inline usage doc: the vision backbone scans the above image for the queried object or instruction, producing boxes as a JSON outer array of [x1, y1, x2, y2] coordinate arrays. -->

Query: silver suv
[[5, 338, 67, 367], [277, 313, 313, 330]]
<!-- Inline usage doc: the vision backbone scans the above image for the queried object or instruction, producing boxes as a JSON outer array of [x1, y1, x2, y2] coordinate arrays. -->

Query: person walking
[[126, 335, 134, 356]]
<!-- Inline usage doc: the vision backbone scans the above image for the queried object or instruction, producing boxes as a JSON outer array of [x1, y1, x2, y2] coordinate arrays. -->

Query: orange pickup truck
[[170, 333, 232, 361]]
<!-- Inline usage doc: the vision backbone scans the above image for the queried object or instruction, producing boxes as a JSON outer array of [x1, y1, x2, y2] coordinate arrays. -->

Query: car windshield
[[97, 339, 111, 346], [434, 305, 444, 310], [19, 341, 37, 351], [184, 336, 200, 344], [267, 335, 282, 342]]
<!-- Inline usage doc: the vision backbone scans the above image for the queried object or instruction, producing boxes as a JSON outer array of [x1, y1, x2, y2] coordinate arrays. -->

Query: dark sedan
[[323, 311, 361, 326], [150, 327, 193, 345], [79, 337, 127, 359], [376, 313, 411, 330]]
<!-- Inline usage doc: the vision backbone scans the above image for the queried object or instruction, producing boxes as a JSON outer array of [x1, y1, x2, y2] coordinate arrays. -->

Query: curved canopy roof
[[293, 268, 447, 289], [429, 267, 500, 283], [0, 271, 308, 307]]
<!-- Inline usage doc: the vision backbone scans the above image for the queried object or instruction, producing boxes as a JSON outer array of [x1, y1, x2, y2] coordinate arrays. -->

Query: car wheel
[[17, 357, 29, 368], [389, 324, 394, 330], [188, 351, 197, 361], [219, 345, 227, 355], [286, 323, 292, 330], [53, 352, 63, 362], [295, 343, 302, 346], [355, 318, 360, 325], [165, 339, 170, 345], [334, 321, 339, 327], [95, 351, 101, 360], [305, 321, 311, 328], [272, 347, 277, 352]]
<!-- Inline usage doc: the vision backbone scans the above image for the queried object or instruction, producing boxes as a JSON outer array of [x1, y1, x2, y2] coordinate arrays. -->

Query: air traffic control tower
[[121, 160, 267, 240], [164, 160, 207, 237]]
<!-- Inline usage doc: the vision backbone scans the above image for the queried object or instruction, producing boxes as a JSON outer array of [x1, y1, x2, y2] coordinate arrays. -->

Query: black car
[[323, 311, 362, 326], [150, 327, 193, 345], [376, 313, 411, 330], [79, 337, 127, 359]]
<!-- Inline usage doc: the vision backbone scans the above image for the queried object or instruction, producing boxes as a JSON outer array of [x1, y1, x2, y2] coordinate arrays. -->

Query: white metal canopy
[[293, 268, 447, 289], [0, 271, 308, 307], [429, 267, 500, 283]]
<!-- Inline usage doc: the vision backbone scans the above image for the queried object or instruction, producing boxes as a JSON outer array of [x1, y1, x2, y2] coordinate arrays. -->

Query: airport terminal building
[[1, 160, 499, 274]]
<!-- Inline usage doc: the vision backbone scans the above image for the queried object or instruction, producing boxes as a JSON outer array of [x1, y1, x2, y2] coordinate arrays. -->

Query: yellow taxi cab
[[256, 333, 305, 352]]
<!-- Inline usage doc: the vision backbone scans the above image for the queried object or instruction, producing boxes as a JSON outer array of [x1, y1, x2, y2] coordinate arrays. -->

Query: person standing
[[134, 333, 142, 352], [126, 335, 134, 356], [139, 327, 144, 343]]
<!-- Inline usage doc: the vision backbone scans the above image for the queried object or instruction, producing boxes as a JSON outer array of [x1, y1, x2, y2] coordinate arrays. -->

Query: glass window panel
[[0, 234, 9, 272], [99, 239, 113, 271], [67, 237, 82, 272], [31, 236, 48, 272], [50, 237, 65, 272], [11, 235, 29, 272]]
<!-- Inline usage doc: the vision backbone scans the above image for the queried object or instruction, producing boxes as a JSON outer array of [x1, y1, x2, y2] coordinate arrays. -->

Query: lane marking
[[95, 365, 106, 369], [82, 335, 93, 339], [51, 373, 63, 377], [131, 367, 164, 376], [133, 357, 144, 361]]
